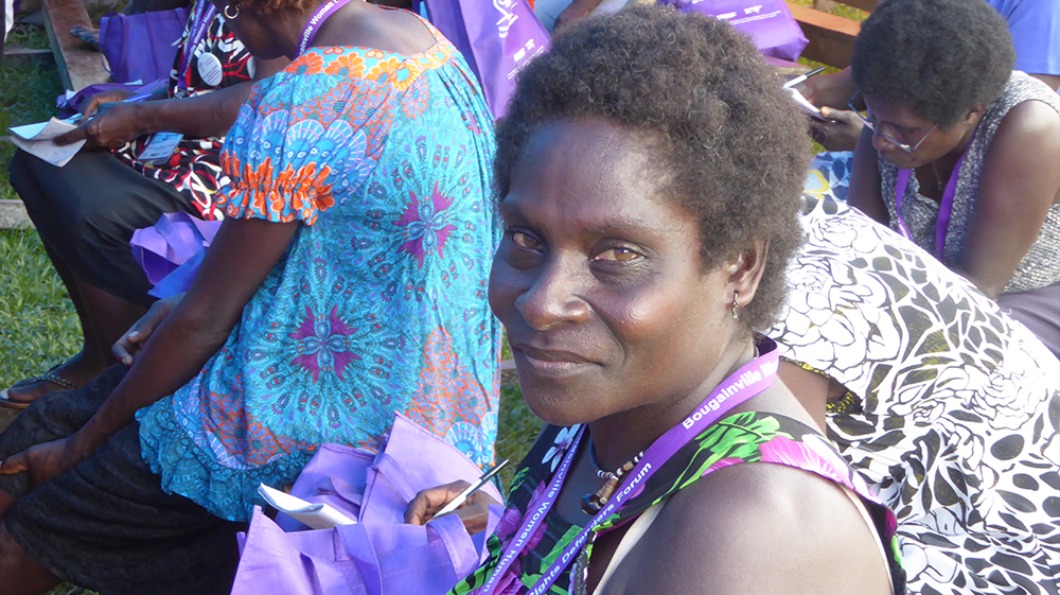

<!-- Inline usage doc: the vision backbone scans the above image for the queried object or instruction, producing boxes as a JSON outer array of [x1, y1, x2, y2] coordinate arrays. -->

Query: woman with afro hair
[[846, 0, 1060, 356]]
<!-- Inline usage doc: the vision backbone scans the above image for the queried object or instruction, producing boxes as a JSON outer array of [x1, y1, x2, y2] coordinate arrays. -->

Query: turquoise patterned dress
[[136, 20, 502, 522], [453, 414, 906, 594]]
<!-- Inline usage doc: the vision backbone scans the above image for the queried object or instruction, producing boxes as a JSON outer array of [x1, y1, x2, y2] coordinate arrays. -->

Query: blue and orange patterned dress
[[136, 20, 502, 522]]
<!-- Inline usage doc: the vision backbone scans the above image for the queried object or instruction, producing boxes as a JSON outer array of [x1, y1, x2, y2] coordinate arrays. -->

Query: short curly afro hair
[[494, 5, 808, 330], [851, 0, 1014, 129]]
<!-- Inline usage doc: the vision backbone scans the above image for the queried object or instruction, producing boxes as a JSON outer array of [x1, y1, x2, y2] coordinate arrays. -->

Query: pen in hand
[[781, 66, 827, 90], [64, 91, 156, 124], [434, 458, 509, 517]]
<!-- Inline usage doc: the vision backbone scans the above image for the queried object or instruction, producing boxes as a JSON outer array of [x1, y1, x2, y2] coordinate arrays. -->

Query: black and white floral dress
[[769, 197, 1060, 595]]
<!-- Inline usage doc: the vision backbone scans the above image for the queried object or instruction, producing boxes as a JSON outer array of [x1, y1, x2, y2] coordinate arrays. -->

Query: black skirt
[[0, 366, 246, 595], [10, 149, 198, 306]]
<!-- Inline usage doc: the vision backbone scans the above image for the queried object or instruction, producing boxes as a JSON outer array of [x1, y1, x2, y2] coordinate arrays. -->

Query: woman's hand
[[54, 101, 150, 149], [79, 88, 136, 119], [405, 480, 499, 535], [0, 435, 96, 488], [810, 107, 865, 152], [112, 293, 185, 366], [796, 69, 858, 110]]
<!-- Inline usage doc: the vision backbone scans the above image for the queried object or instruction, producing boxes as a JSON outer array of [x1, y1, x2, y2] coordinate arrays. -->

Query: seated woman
[[407, 7, 904, 594], [0, 1, 499, 593], [3, 0, 284, 407], [844, 0, 1060, 355], [773, 196, 1059, 595]]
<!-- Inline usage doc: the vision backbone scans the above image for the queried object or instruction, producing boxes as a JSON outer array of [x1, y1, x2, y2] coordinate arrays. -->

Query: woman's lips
[[511, 344, 597, 376]]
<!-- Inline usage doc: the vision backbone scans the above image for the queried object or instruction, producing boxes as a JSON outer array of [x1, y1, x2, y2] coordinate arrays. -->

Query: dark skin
[[849, 94, 1060, 298], [2, 54, 287, 406], [799, 68, 1060, 152], [0, 4, 437, 591], [409, 118, 892, 593]]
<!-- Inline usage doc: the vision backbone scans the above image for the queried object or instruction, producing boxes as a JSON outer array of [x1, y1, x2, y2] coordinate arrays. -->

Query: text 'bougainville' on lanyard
[[478, 339, 781, 595]]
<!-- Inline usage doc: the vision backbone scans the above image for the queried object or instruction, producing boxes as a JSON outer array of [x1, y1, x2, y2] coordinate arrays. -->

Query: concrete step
[[0, 199, 33, 229]]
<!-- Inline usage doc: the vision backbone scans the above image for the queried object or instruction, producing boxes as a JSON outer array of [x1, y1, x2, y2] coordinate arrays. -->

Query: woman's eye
[[510, 230, 542, 250], [594, 247, 642, 263]]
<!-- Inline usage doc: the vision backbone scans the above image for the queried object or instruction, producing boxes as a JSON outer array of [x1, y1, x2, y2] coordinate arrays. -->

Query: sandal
[[0, 365, 82, 410]]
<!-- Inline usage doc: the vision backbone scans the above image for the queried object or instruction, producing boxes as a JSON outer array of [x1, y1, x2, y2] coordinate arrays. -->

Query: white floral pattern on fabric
[[768, 196, 1060, 595]]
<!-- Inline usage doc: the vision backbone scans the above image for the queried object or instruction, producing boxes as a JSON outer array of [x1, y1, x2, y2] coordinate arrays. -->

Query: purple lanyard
[[178, 0, 218, 92], [479, 342, 780, 595], [297, 0, 353, 56], [893, 151, 969, 258]]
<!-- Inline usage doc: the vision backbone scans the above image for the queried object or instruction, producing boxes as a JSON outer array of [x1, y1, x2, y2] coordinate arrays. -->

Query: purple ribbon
[[178, 1, 218, 92], [893, 148, 971, 258], [479, 339, 781, 594]]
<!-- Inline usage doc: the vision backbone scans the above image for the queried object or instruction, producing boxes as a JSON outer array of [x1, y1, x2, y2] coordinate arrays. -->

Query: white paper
[[257, 483, 357, 530], [7, 118, 87, 167], [786, 88, 830, 122]]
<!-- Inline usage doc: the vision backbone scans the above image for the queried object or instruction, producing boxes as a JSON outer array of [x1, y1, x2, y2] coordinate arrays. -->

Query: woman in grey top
[[847, 0, 1060, 355]]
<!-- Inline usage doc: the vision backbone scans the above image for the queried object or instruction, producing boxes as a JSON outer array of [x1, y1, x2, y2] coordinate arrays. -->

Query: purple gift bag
[[100, 6, 188, 83], [231, 413, 502, 595], [420, 0, 549, 119], [661, 0, 808, 62], [130, 211, 221, 298]]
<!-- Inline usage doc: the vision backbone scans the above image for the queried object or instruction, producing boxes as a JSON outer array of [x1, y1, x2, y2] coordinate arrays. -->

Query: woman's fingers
[[404, 480, 472, 525]]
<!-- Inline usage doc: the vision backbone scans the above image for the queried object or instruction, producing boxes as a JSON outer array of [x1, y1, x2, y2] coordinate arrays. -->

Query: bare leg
[[0, 523, 61, 595], [0, 491, 15, 517]]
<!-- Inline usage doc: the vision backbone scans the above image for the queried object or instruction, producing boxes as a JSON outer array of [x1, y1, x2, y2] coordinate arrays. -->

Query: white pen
[[434, 458, 509, 517], [782, 66, 827, 90]]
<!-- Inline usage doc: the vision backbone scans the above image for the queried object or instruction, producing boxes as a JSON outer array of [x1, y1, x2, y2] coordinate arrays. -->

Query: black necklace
[[581, 442, 643, 515]]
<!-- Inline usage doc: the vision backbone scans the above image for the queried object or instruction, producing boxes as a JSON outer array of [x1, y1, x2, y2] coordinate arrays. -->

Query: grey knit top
[[878, 71, 1060, 293]]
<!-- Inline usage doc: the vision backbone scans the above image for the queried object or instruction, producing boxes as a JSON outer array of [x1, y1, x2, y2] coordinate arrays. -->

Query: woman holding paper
[[407, 8, 904, 594], [3, 0, 283, 407], [0, 1, 499, 593]]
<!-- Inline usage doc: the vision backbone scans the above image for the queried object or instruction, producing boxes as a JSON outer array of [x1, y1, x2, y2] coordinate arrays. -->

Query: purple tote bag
[[100, 6, 188, 83], [420, 0, 549, 119], [129, 211, 221, 298], [661, 0, 808, 62], [230, 414, 502, 595]]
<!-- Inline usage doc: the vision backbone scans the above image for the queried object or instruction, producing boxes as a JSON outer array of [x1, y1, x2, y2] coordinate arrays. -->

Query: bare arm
[[847, 125, 888, 223], [76, 217, 299, 451], [615, 464, 893, 594], [56, 57, 288, 147], [955, 100, 1060, 298]]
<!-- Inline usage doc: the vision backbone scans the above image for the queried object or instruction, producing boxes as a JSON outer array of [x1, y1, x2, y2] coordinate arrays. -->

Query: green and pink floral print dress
[[452, 413, 906, 594]]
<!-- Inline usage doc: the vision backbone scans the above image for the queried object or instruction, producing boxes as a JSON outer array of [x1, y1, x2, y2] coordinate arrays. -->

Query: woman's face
[[863, 95, 976, 168], [489, 118, 749, 427]]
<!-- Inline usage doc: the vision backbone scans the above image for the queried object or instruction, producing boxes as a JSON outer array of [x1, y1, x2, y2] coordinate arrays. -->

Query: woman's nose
[[513, 258, 590, 331]]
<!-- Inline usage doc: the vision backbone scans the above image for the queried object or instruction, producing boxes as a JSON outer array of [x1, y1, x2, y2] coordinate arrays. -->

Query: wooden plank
[[787, 3, 861, 68], [41, 0, 110, 90]]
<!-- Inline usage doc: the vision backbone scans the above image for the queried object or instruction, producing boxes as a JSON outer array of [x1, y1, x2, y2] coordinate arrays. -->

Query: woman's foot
[[0, 353, 103, 409]]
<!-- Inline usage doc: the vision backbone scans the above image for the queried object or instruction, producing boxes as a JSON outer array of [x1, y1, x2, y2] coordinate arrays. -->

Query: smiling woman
[[406, 6, 906, 595]]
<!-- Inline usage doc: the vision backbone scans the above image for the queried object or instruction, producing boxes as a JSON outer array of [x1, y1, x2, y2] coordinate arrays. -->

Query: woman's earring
[[223, 3, 240, 19], [730, 291, 740, 321]]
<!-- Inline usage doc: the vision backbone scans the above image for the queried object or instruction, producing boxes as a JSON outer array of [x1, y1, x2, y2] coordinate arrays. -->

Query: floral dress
[[769, 196, 1060, 595], [136, 21, 502, 522], [452, 415, 906, 594], [112, 0, 255, 220]]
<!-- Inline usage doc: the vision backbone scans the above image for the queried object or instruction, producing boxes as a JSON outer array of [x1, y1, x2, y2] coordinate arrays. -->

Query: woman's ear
[[963, 105, 986, 126], [726, 239, 770, 312]]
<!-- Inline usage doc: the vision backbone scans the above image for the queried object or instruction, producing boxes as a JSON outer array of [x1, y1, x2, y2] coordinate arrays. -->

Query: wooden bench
[[786, 0, 876, 69], [41, 0, 110, 90]]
